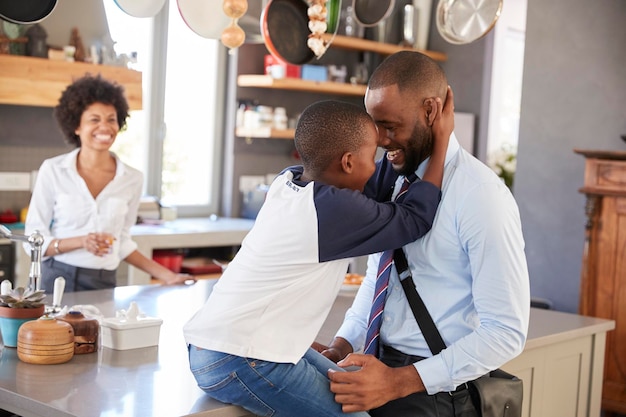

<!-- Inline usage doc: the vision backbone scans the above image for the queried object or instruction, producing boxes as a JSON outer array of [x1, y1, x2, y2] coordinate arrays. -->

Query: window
[[102, 1, 150, 177], [104, 0, 225, 216], [161, 1, 223, 210], [487, 0, 527, 157]]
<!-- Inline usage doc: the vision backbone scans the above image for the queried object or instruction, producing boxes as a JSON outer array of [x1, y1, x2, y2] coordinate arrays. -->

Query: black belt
[[380, 344, 426, 365], [380, 345, 468, 394]]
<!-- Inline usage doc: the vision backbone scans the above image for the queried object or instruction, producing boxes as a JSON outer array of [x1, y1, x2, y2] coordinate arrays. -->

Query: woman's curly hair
[[53, 74, 130, 147]]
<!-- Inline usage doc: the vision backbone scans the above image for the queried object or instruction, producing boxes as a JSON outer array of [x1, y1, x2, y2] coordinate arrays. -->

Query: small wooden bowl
[[57, 311, 99, 354], [17, 316, 74, 364]]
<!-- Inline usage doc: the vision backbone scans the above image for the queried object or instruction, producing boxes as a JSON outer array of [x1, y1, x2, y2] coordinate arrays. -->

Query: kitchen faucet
[[0, 224, 43, 292]]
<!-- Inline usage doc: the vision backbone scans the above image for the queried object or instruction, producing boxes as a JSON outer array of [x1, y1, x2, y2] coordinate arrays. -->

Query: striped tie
[[363, 175, 415, 357]]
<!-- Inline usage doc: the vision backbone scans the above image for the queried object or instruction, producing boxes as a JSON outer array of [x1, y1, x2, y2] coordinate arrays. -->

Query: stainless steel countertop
[[0, 280, 615, 417], [0, 280, 353, 417]]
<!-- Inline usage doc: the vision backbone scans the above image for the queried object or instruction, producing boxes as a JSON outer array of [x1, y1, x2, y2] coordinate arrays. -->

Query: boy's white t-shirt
[[183, 167, 440, 364]]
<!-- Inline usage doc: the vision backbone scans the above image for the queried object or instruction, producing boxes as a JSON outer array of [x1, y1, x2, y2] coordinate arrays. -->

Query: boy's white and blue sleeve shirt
[[183, 167, 441, 364]]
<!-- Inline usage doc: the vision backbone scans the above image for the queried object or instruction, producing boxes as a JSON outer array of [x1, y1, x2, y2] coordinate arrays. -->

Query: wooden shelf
[[237, 74, 366, 96], [321, 34, 448, 62], [236, 126, 295, 139], [237, 38, 446, 97], [0, 55, 142, 110]]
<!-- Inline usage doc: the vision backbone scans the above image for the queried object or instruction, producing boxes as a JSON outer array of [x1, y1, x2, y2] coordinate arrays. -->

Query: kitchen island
[[127, 217, 255, 285], [13, 217, 255, 288], [0, 280, 615, 417]]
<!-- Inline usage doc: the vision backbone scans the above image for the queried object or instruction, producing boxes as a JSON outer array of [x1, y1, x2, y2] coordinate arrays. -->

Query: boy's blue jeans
[[188, 345, 370, 417]]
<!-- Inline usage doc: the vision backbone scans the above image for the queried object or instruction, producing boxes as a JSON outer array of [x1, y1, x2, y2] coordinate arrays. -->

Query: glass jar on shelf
[[273, 107, 288, 130]]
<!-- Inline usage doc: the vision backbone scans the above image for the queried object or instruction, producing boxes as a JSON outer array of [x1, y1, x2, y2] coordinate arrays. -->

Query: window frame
[[141, 2, 227, 217]]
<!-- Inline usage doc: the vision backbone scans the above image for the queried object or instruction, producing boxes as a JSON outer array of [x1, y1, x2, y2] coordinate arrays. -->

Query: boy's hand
[[421, 86, 454, 189], [432, 85, 455, 143]]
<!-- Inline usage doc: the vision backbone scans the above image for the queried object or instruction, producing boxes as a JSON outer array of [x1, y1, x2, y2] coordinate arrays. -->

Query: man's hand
[[327, 353, 425, 413]]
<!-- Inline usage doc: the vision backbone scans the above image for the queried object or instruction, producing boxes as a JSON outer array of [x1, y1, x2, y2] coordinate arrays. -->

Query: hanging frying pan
[[261, 0, 314, 65], [352, 0, 395, 27], [114, 0, 167, 18], [436, 0, 502, 44], [262, 0, 340, 65], [0, 0, 57, 24]]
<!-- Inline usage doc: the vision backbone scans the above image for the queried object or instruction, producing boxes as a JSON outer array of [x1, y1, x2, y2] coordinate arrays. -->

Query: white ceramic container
[[100, 316, 163, 350]]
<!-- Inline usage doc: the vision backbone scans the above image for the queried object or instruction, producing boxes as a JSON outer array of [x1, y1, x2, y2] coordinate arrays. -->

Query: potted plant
[[0, 287, 46, 347]]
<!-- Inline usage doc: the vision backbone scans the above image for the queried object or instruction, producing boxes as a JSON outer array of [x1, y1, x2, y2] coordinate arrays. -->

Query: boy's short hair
[[295, 100, 374, 175]]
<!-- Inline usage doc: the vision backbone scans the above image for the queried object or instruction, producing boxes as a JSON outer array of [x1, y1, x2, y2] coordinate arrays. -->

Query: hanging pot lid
[[178, 0, 261, 42], [436, 0, 502, 45], [113, 0, 167, 18], [0, 0, 57, 24], [352, 0, 395, 27], [261, 0, 314, 65], [177, 0, 231, 40]]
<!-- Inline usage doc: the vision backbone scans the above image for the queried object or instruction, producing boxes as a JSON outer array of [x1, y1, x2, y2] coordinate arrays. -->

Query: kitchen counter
[[12, 217, 255, 288], [0, 281, 615, 417], [127, 217, 254, 285]]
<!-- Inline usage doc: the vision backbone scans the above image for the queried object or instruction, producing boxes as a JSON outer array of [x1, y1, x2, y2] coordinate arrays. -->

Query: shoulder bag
[[393, 248, 523, 417]]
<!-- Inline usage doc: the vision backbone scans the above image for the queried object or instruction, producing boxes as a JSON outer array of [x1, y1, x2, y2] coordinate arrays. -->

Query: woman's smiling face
[[74, 102, 119, 150]]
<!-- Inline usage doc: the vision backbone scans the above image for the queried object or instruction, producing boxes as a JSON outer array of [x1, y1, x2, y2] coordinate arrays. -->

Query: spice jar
[[257, 105, 274, 128], [273, 107, 288, 130], [57, 310, 99, 354]]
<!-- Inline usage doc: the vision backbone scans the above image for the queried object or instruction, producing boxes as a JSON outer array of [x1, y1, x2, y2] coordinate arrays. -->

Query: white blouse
[[25, 148, 142, 270]]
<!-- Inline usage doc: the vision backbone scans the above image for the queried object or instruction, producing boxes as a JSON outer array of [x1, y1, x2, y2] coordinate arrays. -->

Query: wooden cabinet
[[575, 148, 626, 415], [0, 55, 142, 110]]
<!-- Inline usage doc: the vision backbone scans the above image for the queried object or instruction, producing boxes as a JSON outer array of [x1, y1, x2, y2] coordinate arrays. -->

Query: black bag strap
[[394, 248, 447, 355]]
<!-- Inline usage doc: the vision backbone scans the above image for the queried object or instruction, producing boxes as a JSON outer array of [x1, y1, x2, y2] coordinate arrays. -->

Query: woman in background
[[25, 74, 193, 292]]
